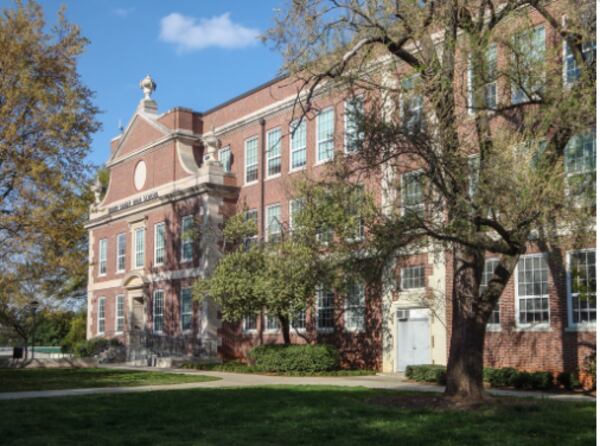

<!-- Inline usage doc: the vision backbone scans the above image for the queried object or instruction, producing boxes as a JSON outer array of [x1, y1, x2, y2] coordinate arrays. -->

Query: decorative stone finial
[[202, 130, 219, 162], [140, 74, 156, 101]]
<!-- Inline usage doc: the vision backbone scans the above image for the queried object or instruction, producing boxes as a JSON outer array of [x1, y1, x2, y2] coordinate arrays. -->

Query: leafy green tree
[[60, 311, 87, 353]]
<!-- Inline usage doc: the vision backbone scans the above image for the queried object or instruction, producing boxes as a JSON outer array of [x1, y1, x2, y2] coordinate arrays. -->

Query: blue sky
[[1, 0, 284, 166]]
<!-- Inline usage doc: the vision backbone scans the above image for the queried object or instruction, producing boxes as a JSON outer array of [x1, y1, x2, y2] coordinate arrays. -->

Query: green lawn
[[0, 368, 219, 392], [0, 386, 594, 445]]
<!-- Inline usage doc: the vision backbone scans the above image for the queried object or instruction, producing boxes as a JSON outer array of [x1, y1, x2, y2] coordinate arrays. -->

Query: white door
[[395, 309, 430, 372]]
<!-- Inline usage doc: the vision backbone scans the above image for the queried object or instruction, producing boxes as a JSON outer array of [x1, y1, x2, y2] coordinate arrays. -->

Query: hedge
[[73, 337, 122, 358], [405, 364, 447, 385], [248, 344, 339, 373]]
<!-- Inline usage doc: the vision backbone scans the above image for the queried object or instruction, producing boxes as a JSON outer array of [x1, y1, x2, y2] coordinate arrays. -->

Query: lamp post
[[29, 300, 39, 359]]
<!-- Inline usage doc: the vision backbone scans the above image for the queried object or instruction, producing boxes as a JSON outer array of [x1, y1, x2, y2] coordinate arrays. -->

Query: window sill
[[244, 180, 259, 187], [289, 165, 306, 174], [514, 325, 551, 332], [315, 158, 333, 167], [114, 331, 123, 336], [115, 270, 125, 275], [565, 325, 596, 332], [344, 328, 365, 334], [180, 259, 193, 265], [264, 329, 279, 334], [265, 173, 282, 182], [242, 329, 257, 334], [317, 328, 335, 334], [486, 325, 502, 332]]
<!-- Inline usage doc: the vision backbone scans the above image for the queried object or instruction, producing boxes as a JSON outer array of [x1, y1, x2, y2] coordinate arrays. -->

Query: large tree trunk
[[279, 315, 291, 345]]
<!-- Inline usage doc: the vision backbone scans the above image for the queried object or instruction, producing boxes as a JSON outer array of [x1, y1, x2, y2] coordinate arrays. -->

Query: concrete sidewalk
[[0, 365, 595, 402]]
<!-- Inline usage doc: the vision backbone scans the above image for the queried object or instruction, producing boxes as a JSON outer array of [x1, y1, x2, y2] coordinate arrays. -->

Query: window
[[345, 281, 365, 332], [116, 233, 126, 272], [181, 215, 194, 262], [468, 155, 480, 199], [316, 108, 335, 163], [218, 146, 232, 172], [290, 120, 307, 170], [98, 239, 107, 275], [97, 297, 106, 334], [289, 199, 303, 231], [401, 75, 423, 132], [134, 227, 145, 269], [153, 289, 164, 333], [512, 26, 545, 104], [568, 250, 596, 326], [317, 287, 335, 330], [154, 222, 166, 265], [292, 308, 306, 330], [401, 265, 425, 290], [243, 209, 258, 247], [467, 44, 497, 113], [516, 254, 549, 325], [564, 39, 595, 84], [265, 314, 279, 331], [180, 288, 193, 331], [265, 204, 281, 242], [266, 129, 282, 177], [245, 137, 259, 183], [115, 295, 125, 333], [402, 171, 425, 217], [565, 132, 596, 202], [243, 314, 257, 332], [480, 259, 500, 326], [344, 97, 364, 153]]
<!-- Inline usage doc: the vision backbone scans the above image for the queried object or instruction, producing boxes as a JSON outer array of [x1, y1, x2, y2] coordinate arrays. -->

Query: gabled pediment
[[109, 112, 171, 162]]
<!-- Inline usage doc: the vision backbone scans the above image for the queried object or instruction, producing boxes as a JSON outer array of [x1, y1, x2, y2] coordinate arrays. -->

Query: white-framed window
[[153, 289, 164, 333], [344, 96, 364, 153], [290, 119, 307, 170], [242, 314, 257, 332], [516, 254, 549, 326], [116, 233, 126, 273], [317, 287, 335, 331], [467, 43, 497, 114], [245, 137, 259, 183], [218, 146, 232, 172], [181, 215, 194, 262], [480, 258, 500, 326], [345, 281, 365, 332], [266, 128, 282, 177], [133, 227, 145, 269], [180, 287, 193, 332], [289, 199, 303, 232], [402, 171, 425, 217], [154, 222, 166, 265], [243, 209, 259, 247], [265, 203, 281, 242], [401, 265, 426, 290], [564, 132, 596, 202], [97, 297, 106, 335], [98, 239, 107, 276], [567, 249, 596, 327], [316, 108, 335, 163], [511, 25, 545, 104], [401, 75, 423, 132], [115, 295, 125, 333], [292, 308, 306, 330], [468, 155, 480, 198], [264, 314, 279, 331], [563, 37, 595, 85]]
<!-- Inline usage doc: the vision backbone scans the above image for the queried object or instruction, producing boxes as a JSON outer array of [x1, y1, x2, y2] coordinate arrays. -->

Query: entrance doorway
[[395, 308, 431, 372]]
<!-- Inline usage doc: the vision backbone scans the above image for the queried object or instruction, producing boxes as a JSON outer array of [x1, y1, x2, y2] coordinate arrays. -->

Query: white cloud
[[159, 12, 260, 52], [113, 7, 135, 18]]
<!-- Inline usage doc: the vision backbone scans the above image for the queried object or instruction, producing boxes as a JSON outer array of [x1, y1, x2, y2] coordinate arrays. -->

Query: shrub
[[73, 337, 122, 358], [530, 371, 554, 390], [483, 367, 518, 387], [248, 344, 339, 373], [557, 371, 581, 390], [583, 352, 596, 390], [405, 365, 447, 385]]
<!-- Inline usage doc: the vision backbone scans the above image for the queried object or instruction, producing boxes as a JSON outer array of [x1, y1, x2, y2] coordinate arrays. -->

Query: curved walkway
[[0, 365, 595, 402]]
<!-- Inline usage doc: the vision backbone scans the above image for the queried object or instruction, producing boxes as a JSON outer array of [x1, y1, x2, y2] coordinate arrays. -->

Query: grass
[[180, 360, 377, 376], [0, 368, 220, 392], [0, 386, 594, 445]]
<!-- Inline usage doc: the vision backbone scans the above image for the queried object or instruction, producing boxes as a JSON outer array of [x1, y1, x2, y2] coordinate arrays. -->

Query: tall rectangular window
[[116, 233, 126, 272], [344, 97, 364, 153], [98, 297, 106, 334], [480, 259, 500, 326], [316, 108, 335, 163], [401, 265, 426, 290], [512, 26, 545, 104], [402, 171, 425, 217], [265, 314, 279, 331], [564, 39, 595, 84], [290, 120, 307, 170], [154, 222, 166, 265], [265, 204, 281, 242], [317, 287, 335, 330], [134, 227, 145, 269], [245, 137, 259, 183], [292, 308, 306, 330], [243, 314, 257, 332], [98, 239, 107, 276], [467, 44, 497, 113], [565, 132, 596, 203], [345, 281, 365, 332], [181, 215, 194, 262], [115, 295, 125, 333], [568, 250, 596, 326], [266, 129, 282, 177], [243, 209, 258, 247], [180, 288, 193, 331], [289, 199, 303, 231], [516, 254, 549, 325], [153, 289, 164, 333], [218, 146, 232, 172], [401, 75, 423, 132]]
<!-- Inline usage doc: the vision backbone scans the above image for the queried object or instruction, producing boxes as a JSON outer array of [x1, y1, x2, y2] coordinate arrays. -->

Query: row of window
[[242, 282, 366, 333], [97, 295, 125, 335], [98, 216, 196, 276], [399, 250, 596, 328], [216, 98, 364, 184]]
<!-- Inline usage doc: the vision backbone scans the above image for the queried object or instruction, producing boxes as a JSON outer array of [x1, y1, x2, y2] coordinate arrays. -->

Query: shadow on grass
[[0, 386, 595, 446]]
